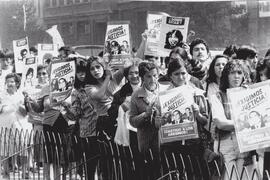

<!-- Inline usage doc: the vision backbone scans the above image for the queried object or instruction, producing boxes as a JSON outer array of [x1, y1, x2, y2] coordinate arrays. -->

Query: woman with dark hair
[[158, 59, 209, 180], [256, 57, 270, 82], [210, 59, 263, 179], [63, 59, 98, 180], [164, 29, 183, 49], [206, 55, 229, 98], [24, 67, 34, 88], [108, 59, 141, 147], [85, 56, 126, 140]]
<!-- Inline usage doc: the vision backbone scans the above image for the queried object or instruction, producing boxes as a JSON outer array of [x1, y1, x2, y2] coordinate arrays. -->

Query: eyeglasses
[[38, 72, 47, 76]]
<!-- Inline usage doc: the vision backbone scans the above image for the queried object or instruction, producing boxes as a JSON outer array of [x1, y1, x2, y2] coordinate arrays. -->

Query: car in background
[[72, 45, 103, 57]]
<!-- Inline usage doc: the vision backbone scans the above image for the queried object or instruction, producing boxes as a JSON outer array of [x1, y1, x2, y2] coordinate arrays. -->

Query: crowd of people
[[0, 30, 270, 180]]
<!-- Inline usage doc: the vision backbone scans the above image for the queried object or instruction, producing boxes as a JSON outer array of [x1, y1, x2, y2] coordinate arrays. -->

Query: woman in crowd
[[210, 59, 263, 179], [256, 57, 270, 179], [0, 73, 28, 179], [157, 59, 209, 179], [206, 55, 229, 98], [85, 56, 126, 140], [25, 66, 68, 180], [108, 59, 141, 147], [129, 61, 161, 180], [63, 59, 98, 180]]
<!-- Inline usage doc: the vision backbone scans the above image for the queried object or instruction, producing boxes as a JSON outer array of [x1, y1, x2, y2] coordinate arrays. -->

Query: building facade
[[35, 0, 270, 54]]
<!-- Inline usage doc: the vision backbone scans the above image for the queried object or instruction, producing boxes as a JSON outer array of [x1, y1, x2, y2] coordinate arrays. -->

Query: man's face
[[192, 43, 208, 62], [143, 68, 159, 92], [249, 112, 261, 127]]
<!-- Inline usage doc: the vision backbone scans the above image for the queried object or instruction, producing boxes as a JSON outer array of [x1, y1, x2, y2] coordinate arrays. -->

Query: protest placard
[[49, 59, 75, 105], [13, 37, 30, 74], [159, 85, 198, 144], [227, 80, 270, 153], [144, 12, 165, 56], [158, 16, 189, 57], [103, 21, 131, 67], [21, 57, 38, 90], [37, 44, 59, 65]]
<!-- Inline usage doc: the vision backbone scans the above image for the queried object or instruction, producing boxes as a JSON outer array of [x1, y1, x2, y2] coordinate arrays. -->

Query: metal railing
[[0, 127, 269, 180]]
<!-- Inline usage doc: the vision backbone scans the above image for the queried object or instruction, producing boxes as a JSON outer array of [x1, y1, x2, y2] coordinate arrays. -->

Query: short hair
[[249, 111, 261, 118], [5, 73, 21, 89], [190, 38, 209, 55], [167, 58, 186, 77], [223, 44, 238, 58], [236, 45, 257, 60], [219, 59, 245, 92], [29, 47, 38, 53], [169, 47, 189, 62], [123, 58, 141, 79], [206, 55, 229, 84], [256, 57, 270, 82], [138, 62, 158, 78], [37, 64, 48, 74]]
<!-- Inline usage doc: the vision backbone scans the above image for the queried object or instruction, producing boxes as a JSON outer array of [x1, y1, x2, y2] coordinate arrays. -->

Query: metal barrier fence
[[0, 127, 269, 180]]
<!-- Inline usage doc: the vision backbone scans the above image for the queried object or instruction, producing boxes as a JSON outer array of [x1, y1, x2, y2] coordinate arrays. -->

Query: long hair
[[256, 57, 270, 82], [206, 55, 229, 84], [219, 59, 245, 93], [86, 56, 107, 85], [74, 60, 88, 89]]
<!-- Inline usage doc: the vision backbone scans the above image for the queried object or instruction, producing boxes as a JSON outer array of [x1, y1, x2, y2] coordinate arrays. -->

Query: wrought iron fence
[[0, 127, 269, 180]]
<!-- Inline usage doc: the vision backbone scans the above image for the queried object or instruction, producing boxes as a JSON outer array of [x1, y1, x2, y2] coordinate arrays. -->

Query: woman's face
[[128, 66, 140, 85], [90, 61, 104, 80], [76, 71, 86, 82], [27, 72, 33, 79], [168, 34, 178, 47], [38, 68, 48, 84], [214, 57, 228, 79], [6, 77, 17, 92], [228, 68, 244, 88], [170, 66, 187, 87], [259, 68, 268, 81]]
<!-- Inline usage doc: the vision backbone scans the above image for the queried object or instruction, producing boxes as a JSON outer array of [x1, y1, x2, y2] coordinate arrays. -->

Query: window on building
[[78, 21, 90, 35], [62, 23, 73, 35], [59, 0, 64, 5], [83, 0, 89, 2], [52, 0, 57, 6], [66, 0, 73, 5], [45, 0, 51, 7], [75, 0, 81, 3]]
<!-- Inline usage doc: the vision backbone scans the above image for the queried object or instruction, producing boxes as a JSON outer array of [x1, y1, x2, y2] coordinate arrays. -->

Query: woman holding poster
[[210, 59, 262, 179], [158, 59, 209, 179]]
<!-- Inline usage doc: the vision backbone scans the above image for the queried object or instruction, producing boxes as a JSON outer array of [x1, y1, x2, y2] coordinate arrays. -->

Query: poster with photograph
[[227, 80, 270, 153], [49, 59, 75, 105], [103, 21, 131, 67], [0, 56, 14, 90], [13, 37, 30, 74], [37, 44, 59, 65], [159, 85, 198, 144], [21, 57, 38, 90], [158, 16, 189, 57], [145, 12, 165, 56]]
